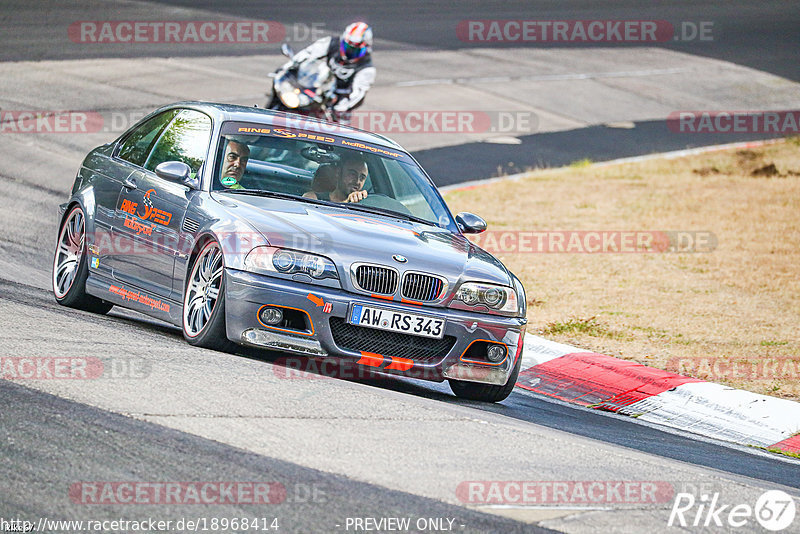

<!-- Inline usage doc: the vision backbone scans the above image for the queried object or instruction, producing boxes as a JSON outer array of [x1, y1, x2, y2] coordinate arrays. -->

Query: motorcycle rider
[[272, 22, 376, 119]]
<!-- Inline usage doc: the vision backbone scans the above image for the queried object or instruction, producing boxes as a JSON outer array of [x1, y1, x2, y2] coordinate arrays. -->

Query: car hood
[[212, 193, 512, 288]]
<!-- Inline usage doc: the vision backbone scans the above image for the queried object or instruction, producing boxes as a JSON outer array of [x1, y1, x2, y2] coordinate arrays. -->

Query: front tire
[[182, 240, 234, 352], [266, 90, 283, 111], [52, 205, 113, 314], [448, 350, 523, 403]]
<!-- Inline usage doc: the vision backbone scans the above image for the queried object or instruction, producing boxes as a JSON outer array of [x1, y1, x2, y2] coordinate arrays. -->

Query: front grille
[[401, 273, 445, 302], [329, 317, 455, 364], [353, 265, 398, 295]]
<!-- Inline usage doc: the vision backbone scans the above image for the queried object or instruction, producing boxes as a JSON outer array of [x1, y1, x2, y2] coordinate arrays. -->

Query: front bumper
[[224, 269, 526, 385]]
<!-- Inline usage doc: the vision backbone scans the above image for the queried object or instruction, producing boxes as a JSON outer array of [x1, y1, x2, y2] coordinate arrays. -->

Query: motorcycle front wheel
[[266, 91, 283, 110]]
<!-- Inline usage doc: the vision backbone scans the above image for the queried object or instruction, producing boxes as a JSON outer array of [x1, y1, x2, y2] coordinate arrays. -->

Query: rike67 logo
[[668, 489, 796, 531]]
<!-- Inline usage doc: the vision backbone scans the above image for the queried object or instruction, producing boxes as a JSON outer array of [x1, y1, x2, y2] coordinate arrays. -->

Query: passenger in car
[[304, 152, 368, 203], [303, 163, 337, 199]]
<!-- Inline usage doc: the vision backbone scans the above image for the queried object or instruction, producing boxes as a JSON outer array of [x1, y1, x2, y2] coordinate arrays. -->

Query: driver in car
[[219, 139, 250, 189], [305, 152, 368, 203]]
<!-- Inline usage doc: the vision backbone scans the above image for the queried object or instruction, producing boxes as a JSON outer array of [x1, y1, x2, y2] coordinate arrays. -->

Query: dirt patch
[[751, 163, 780, 177], [693, 166, 720, 176], [736, 149, 761, 161], [444, 139, 800, 400]]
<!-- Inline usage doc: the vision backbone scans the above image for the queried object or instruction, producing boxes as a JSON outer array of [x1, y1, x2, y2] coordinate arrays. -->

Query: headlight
[[244, 246, 338, 281], [276, 78, 301, 109], [453, 282, 518, 314], [279, 88, 301, 109]]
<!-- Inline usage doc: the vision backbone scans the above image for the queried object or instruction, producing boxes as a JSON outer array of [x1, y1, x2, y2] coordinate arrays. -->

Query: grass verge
[[444, 138, 800, 400]]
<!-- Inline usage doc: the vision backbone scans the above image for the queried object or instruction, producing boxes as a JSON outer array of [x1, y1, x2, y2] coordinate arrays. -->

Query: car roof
[[163, 101, 405, 151]]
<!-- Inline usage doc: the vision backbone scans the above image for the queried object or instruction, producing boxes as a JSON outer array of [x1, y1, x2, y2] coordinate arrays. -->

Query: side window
[[144, 110, 212, 174], [117, 110, 178, 167]]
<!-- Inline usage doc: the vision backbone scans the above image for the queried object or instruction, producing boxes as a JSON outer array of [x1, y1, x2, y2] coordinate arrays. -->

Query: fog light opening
[[486, 344, 507, 363], [259, 307, 284, 325]]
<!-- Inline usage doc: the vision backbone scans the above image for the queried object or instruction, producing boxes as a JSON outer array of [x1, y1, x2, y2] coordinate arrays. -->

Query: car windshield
[[213, 121, 457, 231]]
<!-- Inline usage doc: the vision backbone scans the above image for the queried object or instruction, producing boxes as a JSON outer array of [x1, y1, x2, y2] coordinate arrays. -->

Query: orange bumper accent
[[357, 351, 385, 367], [386, 356, 414, 371]]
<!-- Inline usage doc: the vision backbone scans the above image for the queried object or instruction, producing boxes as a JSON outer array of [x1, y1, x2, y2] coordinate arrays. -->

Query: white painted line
[[395, 67, 691, 87], [513, 388, 800, 465], [621, 382, 800, 447], [516, 334, 800, 451], [477, 504, 613, 511], [151, 57, 268, 85], [484, 136, 522, 145], [595, 138, 785, 165], [395, 78, 457, 87]]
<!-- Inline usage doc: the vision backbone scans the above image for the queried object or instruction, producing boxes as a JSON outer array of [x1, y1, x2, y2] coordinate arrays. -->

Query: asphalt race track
[[1, 2, 799, 533], [5, 1, 799, 82]]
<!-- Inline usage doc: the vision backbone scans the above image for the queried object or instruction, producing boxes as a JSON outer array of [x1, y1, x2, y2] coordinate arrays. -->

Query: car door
[[96, 110, 177, 281], [84, 157, 126, 281], [112, 109, 212, 299]]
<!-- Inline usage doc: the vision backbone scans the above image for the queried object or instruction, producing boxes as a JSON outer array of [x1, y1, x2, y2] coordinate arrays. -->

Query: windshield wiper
[[219, 189, 438, 227], [339, 202, 435, 227], [218, 189, 328, 206]]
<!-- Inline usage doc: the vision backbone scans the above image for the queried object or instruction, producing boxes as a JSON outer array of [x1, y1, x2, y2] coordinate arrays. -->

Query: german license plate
[[348, 304, 445, 339]]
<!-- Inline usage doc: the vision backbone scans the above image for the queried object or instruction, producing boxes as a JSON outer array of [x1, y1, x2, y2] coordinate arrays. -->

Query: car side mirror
[[155, 161, 198, 189], [280, 42, 295, 58], [455, 212, 487, 234]]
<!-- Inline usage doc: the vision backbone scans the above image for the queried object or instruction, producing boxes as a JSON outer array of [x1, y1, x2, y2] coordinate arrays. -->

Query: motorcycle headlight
[[276, 78, 300, 109], [452, 282, 518, 314], [244, 246, 338, 281], [278, 88, 301, 109]]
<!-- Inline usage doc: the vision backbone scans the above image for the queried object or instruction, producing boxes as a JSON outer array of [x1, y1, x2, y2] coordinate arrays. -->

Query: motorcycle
[[267, 43, 344, 122]]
